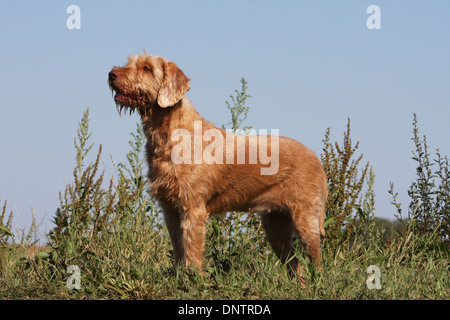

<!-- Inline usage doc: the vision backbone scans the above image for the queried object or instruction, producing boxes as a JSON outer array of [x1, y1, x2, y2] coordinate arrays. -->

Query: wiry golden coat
[[109, 53, 328, 275]]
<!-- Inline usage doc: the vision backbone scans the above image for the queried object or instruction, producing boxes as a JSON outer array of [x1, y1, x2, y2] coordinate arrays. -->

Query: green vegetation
[[0, 80, 448, 299]]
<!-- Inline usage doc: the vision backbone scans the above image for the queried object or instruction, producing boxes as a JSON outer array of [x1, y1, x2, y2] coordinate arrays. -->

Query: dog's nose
[[109, 70, 119, 81]]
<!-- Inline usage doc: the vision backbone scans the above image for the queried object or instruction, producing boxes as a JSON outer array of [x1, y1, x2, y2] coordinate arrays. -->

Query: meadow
[[0, 80, 448, 299]]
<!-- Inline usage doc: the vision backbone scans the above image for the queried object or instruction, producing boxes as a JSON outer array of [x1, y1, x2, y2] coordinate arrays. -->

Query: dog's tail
[[320, 209, 326, 237]]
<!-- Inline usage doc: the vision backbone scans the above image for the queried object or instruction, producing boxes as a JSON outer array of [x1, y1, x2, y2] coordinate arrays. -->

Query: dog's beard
[[109, 85, 151, 117], [115, 103, 136, 116]]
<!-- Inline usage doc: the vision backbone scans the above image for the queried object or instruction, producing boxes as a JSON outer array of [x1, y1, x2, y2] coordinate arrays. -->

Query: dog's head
[[108, 53, 190, 115]]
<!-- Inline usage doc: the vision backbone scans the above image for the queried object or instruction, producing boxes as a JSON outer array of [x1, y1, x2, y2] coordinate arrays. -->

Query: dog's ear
[[157, 61, 190, 108]]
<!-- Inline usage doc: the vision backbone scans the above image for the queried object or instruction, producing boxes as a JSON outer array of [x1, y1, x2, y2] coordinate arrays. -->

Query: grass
[[0, 222, 448, 299]]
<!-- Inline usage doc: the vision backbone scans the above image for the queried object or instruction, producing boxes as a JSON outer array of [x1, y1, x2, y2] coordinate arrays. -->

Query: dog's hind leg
[[289, 201, 322, 268], [261, 209, 299, 275]]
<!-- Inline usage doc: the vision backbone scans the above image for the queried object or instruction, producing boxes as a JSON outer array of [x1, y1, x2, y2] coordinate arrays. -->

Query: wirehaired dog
[[108, 53, 328, 275]]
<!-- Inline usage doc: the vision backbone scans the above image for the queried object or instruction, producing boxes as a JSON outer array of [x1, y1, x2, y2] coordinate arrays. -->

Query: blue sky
[[1, 1, 449, 241]]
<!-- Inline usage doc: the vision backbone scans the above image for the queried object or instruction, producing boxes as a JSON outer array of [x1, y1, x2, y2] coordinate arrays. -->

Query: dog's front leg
[[163, 202, 208, 272], [180, 206, 208, 272], [161, 204, 184, 267]]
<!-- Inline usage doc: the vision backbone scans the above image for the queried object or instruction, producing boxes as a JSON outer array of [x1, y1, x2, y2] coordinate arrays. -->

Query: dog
[[108, 53, 328, 275]]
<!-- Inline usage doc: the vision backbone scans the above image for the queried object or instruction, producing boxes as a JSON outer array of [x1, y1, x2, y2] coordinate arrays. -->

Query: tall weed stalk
[[320, 118, 370, 247], [390, 113, 449, 243]]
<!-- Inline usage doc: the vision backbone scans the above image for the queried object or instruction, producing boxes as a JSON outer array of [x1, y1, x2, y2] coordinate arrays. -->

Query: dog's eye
[[143, 66, 152, 72]]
